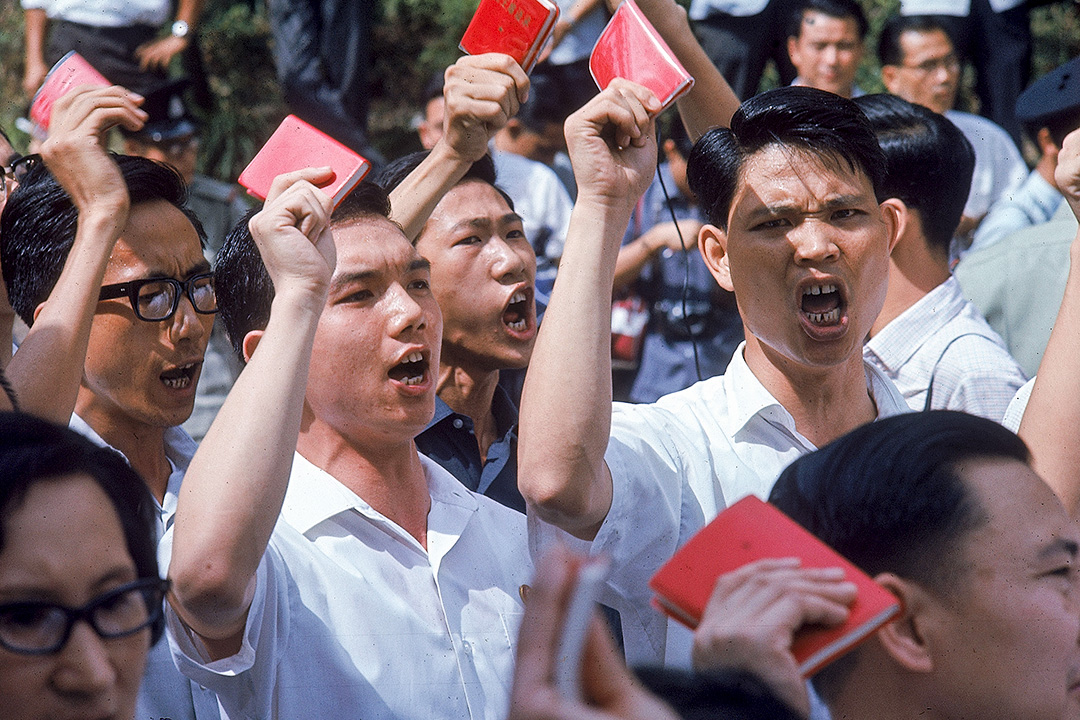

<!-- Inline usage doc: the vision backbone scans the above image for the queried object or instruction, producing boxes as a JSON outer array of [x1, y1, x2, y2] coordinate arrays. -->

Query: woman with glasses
[[0, 411, 164, 720]]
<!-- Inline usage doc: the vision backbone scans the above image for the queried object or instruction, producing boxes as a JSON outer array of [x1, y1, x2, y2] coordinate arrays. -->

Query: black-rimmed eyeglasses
[[0, 154, 42, 201], [0, 577, 169, 655], [98, 272, 218, 322]]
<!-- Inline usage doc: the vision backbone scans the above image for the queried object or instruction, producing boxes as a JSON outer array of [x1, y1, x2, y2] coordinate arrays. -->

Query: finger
[[265, 167, 335, 205], [512, 546, 582, 691], [456, 53, 531, 104]]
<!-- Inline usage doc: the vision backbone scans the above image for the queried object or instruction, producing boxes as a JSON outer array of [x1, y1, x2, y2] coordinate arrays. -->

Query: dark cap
[[122, 78, 198, 143], [1016, 56, 1080, 129]]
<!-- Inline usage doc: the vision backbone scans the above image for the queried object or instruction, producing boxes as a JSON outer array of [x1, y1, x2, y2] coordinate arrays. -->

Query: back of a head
[[214, 181, 393, 361], [768, 411, 1028, 698], [855, 93, 974, 254], [0, 155, 205, 328], [686, 86, 885, 230], [877, 15, 950, 68], [0, 411, 162, 641], [787, 0, 868, 41]]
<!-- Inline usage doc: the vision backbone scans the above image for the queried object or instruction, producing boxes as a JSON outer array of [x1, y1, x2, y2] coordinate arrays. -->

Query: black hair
[[422, 70, 446, 104], [787, 0, 868, 41], [635, 667, 803, 720], [878, 15, 954, 68], [686, 86, 886, 230], [1034, 111, 1080, 150], [855, 94, 974, 256], [375, 150, 514, 219], [0, 154, 206, 327], [768, 410, 1029, 701], [215, 181, 394, 361], [0, 412, 163, 643]]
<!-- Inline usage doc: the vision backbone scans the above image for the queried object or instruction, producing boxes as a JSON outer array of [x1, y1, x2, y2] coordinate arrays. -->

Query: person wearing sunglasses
[[0, 411, 164, 720], [0, 86, 220, 720]]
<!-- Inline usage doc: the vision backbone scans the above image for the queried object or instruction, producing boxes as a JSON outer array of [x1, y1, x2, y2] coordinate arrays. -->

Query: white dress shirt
[[864, 276, 1027, 421], [970, 169, 1063, 255], [20, 0, 170, 27], [167, 452, 532, 720], [530, 345, 911, 668], [946, 110, 1028, 222]]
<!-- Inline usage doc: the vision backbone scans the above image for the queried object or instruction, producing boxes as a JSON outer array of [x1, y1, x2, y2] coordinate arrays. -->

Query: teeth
[[510, 291, 526, 304], [804, 283, 837, 296], [507, 319, 526, 332], [807, 308, 841, 325], [163, 376, 191, 389], [405, 352, 423, 363], [403, 375, 424, 386]]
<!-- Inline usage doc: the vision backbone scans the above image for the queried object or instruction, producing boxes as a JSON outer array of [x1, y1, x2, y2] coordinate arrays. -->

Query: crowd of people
[[3, 0, 1080, 719]]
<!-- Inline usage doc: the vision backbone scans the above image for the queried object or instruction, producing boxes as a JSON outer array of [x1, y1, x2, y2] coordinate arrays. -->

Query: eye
[[751, 217, 790, 231], [341, 289, 374, 303], [409, 278, 431, 291], [507, 229, 527, 240], [453, 235, 482, 247], [832, 208, 861, 220]]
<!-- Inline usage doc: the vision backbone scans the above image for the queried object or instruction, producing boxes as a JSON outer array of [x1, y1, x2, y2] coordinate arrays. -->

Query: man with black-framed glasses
[[0, 85, 221, 720]]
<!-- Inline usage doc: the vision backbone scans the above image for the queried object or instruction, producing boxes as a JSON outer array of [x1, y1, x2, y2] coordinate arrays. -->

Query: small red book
[[589, 0, 694, 111], [649, 495, 901, 676], [30, 51, 111, 135], [460, 0, 560, 73], [238, 114, 371, 207]]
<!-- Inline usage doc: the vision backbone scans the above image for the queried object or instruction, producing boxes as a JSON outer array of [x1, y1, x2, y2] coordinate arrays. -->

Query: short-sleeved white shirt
[[531, 345, 910, 668], [167, 452, 532, 720], [21, 0, 170, 27]]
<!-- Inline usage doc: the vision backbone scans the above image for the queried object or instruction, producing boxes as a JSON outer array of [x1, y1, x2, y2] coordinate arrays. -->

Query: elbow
[[169, 556, 251, 629]]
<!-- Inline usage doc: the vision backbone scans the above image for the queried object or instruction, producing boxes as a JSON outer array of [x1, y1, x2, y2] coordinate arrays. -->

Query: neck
[[436, 359, 501, 462], [75, 393, 171, 503], [828, 646, 939, 720], [297, 419, 431, 547], [742, 335, 878, 448], [871, 239, 950, 336]]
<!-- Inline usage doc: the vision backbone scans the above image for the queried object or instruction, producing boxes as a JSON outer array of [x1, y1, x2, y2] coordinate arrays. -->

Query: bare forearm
[[174, 0, 204, 26], [23, 9, 46, 64], [171, 292, 322, 638], [613, 233, 659, 291], [388, 141, 473, 240]]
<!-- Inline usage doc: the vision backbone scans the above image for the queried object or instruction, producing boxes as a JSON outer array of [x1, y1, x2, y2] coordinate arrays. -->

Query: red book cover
[[589, 0, 694, 111], [30, 51, 111, 135], [649, 495, 901, 676], [460, 0, 560, 73], [238, 115, 371, 207]]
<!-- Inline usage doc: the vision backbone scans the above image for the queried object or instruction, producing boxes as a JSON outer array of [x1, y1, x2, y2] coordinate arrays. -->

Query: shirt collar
[[424, 385, 519, 437], [864, 277, 967, 371]]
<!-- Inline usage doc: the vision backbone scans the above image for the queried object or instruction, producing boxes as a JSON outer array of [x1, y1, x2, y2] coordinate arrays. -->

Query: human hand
[[565, 80, 659, 214], [442, 53, 530, 163], [1056, 128, 1080, 222], [135, 34, 189, 71], [247, 168, 337, 308], [691, 558, 856, 718], [509, 546, 680, 720]]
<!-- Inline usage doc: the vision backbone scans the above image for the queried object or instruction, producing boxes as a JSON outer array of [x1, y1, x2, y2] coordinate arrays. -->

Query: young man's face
[[80, 200, 213, 434], [881, 28, 960, 115], [704, 145, 897, 372], [923, 457, 1080, 720], [305, 217, 443, 446], [787, 11, 864, 98], [415, 180, 536, 373]]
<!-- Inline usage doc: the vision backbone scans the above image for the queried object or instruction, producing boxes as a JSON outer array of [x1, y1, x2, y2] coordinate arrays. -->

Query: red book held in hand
[[238, 115, 371, 207], [460, 0, 560, 73], [649, 495, 901, 676], [30, 51, 111, 136], [589, 0, 694, 111]]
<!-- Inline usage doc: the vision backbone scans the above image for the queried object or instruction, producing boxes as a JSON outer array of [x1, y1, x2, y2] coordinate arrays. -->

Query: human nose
[[167, 291, 209, 345], [51, 620, 118, 697], [488, 236, 531, 282], [791, 223, 840, 265], [386, 283, 427, 336]]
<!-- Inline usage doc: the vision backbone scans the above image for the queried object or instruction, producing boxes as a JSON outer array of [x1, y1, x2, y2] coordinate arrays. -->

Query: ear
[[1037, 127, 1060, 156], [878, 198, 905, 254], [880, 65, 900, 94], [662, 138, 677, 162], [32, 302, 44, 324], [872, 572, 935, 674], [505, 118, 523, 139], [242, 329, 265, 364], [787, 36, 801, 66], [699, 223, 733, 292]]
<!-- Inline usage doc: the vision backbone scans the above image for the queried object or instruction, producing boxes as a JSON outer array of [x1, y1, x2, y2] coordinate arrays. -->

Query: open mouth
[[801, 283, 843, 326], [503, 289, 532, 333], [160, 363, 199, 390], [388, 351, 428, 386]]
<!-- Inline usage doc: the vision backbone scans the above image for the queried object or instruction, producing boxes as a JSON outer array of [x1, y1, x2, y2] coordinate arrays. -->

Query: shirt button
[[452, 418, 464, 429], [462, 640, 473, 654]]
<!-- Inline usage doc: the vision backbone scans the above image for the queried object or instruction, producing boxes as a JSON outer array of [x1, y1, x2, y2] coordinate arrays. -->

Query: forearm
[[171, 291, 322, 639], [23, 8, 46, 65], [519, 199, 628, 538], [7, 209, 124, 422], [1017, 231, 1080, 515], [174, 0, 204, 27], [388, 140, 474, 240], [613, 233, 659, 291], [633, 0, 738, 138]]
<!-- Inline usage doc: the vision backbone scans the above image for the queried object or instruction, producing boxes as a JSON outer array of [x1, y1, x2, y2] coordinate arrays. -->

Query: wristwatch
[[171, 20, 190, 38]]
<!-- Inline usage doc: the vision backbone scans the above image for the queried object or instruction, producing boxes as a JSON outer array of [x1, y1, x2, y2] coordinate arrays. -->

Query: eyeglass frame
[[0, 577, 169, 656], [897, 53, 961, 75], [98, 271, 219, 323]]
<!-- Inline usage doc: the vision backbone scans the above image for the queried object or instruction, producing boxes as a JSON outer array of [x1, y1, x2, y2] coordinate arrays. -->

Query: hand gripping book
[[30, 51, 111, 136], [649, 495, 901, 676], [589, 0, 694, 111], [460, 0, 560, 73], [238, 114, 371, 207]]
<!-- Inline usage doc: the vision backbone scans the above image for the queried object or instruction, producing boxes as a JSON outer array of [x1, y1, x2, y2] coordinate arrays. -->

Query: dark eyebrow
[[408, 258, 431, 273], [1041, 537, 1080, 560], [329, 270, 380, 294], [745, 194, 867, 223]]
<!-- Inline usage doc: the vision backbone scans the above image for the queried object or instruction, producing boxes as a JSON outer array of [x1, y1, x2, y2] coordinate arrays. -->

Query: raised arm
[[6, 85, 146, 423], [631, 0, 740, 138], [22, 7, 48, 97], [135, 0, 205, 71], [388, 53, 529, 240], [169, 169, 335, 657], [1016, 128, 1080, 514], [518, 81, 658, 538]]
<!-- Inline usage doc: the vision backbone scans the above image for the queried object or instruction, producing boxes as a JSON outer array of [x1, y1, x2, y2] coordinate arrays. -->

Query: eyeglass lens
[[137, 275, 217, 321]]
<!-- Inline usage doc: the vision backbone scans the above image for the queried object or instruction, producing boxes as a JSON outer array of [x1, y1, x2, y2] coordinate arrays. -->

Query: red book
[[30, 51, 111, 135], [649, 495, 901, 676], [238, 115, 371, 207], [589, 0, 694, 111], [460, 0, 560, 73]]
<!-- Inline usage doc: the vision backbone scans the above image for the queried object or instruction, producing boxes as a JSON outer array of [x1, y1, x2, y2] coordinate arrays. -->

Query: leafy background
[[1, 0, 1078, 181]]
